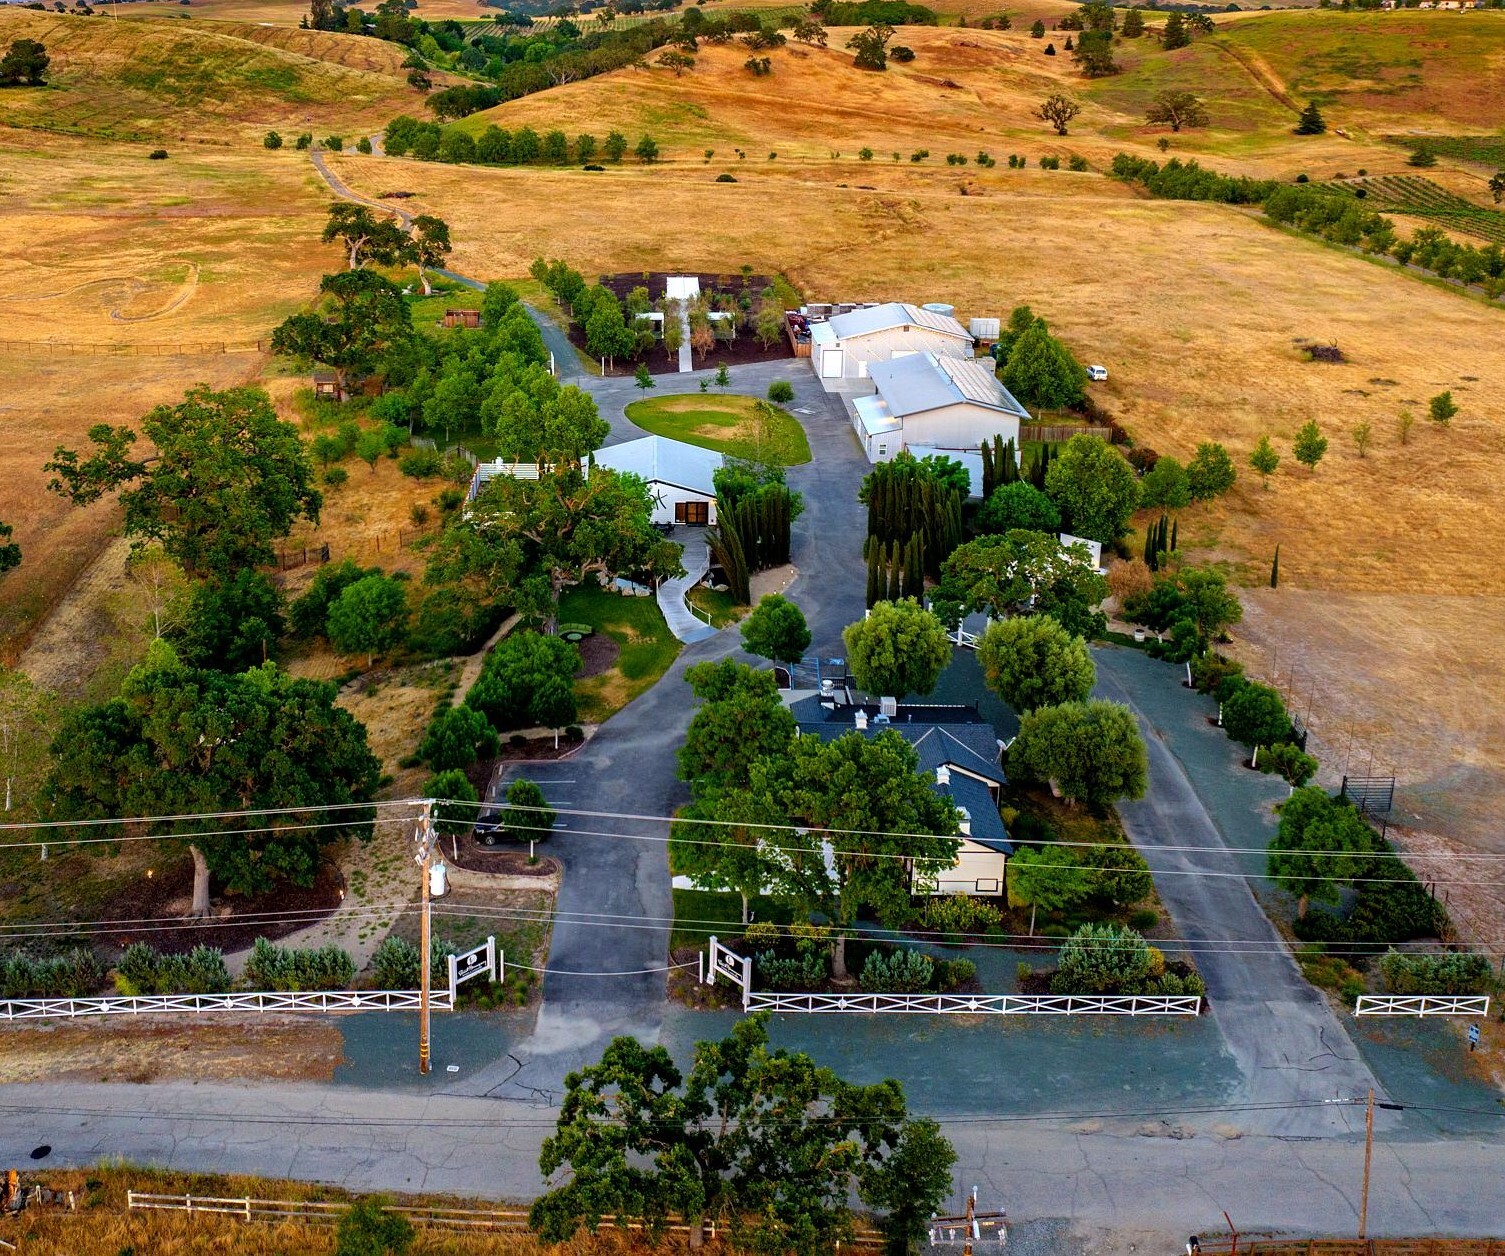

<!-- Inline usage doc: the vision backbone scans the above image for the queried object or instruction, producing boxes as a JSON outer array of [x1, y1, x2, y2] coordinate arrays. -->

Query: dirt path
[[449, 610, 520, 707], [16, 535, 131, 698], [1214, 39, 1300, 113]]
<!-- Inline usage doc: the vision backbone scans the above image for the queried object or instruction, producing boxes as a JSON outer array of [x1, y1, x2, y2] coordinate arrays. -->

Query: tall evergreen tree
[[981, 440, 996, 498], [1270, 544, 1280, 589], [866, 542, 882, 608], [906, 535, 925, 597]]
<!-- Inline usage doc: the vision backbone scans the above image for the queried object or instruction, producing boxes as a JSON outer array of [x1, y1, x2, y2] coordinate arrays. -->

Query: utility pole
[[1359, 1087, 1375, 1239], [417, 799, 435, 1076]]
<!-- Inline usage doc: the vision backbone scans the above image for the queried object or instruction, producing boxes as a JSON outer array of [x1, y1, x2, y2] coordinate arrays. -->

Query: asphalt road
[[2, 1080, 1499, 1236], [1094, 648, 1381, 1129]]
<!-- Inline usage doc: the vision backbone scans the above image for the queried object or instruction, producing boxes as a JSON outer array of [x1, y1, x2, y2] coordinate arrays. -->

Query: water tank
[[969, 317, 1001, 341], [922, 302, 956, 318]]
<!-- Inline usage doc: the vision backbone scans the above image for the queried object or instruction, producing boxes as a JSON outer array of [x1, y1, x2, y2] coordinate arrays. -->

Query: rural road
[[1, 1080, 1499, 1235]]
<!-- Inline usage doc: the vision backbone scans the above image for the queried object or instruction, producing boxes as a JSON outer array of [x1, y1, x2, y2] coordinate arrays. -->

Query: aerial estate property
[[0, 0, 1503, 1250]]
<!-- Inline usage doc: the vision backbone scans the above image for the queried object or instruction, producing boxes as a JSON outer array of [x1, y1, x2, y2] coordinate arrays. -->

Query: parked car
[[1086, 364, 1109, 382], [473, 808, 506, 846]]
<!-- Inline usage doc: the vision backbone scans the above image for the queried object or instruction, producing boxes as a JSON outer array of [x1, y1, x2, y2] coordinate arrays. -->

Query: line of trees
[[1113, 155, 1505, 298], [707, 459, 802, 605], [387, 115, 661, 169], [860, 453, 965, 599]]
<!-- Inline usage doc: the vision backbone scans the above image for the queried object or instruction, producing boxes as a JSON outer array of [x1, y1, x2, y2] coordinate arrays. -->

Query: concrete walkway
[[657, 531, 719, 645], [675, 300, 692, 373]]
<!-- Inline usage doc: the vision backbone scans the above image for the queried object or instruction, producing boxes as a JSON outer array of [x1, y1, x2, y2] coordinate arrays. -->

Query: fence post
[[244, 1196, 251, 1221], [448, 953, 458, 1003], [707, 936, 718, 986], [486, 935, 497, 983], [741, 954, 752, 1011]]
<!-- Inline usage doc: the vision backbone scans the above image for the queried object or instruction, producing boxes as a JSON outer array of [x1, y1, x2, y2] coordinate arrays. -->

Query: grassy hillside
[[0, 9, 418, 141], [1218, 9, 1505, 131]]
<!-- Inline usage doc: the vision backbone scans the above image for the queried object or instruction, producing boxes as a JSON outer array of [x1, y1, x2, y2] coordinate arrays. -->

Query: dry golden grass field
[[3, 1167, 653, 1256], [0, 8, 419, 143], [1, 4, 1503, 933], [0, 135, 342, 659]]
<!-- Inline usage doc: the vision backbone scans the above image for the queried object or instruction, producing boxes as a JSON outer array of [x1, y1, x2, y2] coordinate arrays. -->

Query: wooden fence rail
[[1018, 423, 1113, 445], [1197, 1240, 1504, 1256], [126, 1193, 887, 1245], [0, 340, 265, 357]]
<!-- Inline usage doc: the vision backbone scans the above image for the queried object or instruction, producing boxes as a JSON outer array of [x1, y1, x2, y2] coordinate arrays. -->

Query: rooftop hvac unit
[[922, 302, 956, 318], [879, 696, 898, 717], [969, 317, 1001, 340]]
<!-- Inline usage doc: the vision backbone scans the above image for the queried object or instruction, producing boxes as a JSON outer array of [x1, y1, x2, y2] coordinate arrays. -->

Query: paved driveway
[[1094, 646, 1380, 1128]]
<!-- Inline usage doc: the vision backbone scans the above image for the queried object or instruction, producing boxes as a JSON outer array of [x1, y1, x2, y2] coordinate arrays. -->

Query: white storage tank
[[922, 302, 956, 318], [969, 317, 1001, 341]]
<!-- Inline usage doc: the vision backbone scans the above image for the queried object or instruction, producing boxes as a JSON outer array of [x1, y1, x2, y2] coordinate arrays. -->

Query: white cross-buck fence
[[0, 937, 500, 1021], [1354, 994, 1491, 1018], [703, 937, 1202, 1016]]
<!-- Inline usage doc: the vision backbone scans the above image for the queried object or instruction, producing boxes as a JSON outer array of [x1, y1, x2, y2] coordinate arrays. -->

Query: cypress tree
[[1000, 436, 1018, 485], [866, 541, 882, 607], [1270, 544, 1280, 589], [907, 534, 925, 595], [981, 440, 995, 498], [1169, 517, 1178, 554], [888, 543, 903, 602]]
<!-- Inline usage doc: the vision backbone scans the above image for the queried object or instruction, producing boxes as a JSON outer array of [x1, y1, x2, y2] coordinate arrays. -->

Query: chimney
[[855, 710, 868, 731], [936, 765, 951, 786]]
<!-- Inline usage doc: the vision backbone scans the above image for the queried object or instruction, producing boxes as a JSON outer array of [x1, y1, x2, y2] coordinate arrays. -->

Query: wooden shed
[[443, 309, 482, 329], [312, 370, 346, 402]]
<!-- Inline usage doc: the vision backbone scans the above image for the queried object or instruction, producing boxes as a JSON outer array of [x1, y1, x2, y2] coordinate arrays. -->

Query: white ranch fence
[[0, 937, 499, 1021], [747, 992, 1201, 1016], [704, 937, 1201, 1017], [1354, 994, 1491, 1018]]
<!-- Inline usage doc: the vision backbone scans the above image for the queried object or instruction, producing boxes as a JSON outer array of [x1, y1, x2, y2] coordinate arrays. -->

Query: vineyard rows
[[1323, 176, 1505, 245]]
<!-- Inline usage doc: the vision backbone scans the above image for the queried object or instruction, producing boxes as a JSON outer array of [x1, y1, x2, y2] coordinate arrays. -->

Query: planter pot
[[1133, 629, 1146, 643]]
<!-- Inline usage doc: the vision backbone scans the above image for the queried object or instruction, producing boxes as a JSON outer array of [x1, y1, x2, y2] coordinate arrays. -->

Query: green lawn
[[558, 584, 681, 724], [625, 393, 812, 466], [670, 888, 793, 951], [686, 585, 747, 629]]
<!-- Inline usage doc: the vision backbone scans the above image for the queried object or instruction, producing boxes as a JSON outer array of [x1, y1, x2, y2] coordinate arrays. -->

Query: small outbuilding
[[590, 435, 723, 526], [443, 309, 482, 329], [312, 370, 347, 402], [809, 301, 974, 383], [852, 351, 1030, 463]]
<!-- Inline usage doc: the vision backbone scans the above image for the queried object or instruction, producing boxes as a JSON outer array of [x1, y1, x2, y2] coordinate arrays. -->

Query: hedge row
[[0, 948, 105, 999], [1379, 949, 1494, 996]]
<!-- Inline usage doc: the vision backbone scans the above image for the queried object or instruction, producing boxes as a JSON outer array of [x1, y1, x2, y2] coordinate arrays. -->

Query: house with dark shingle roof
[[790, 689, 1012, 897]]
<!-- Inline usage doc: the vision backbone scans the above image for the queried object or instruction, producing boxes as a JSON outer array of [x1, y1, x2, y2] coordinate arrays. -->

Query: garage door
[[820, 349, 844, 379]]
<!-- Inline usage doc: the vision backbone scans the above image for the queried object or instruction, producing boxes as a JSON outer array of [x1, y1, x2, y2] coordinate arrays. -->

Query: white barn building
[[590, 435, 723, 526], [809, 302, 973, 382], [851, 351, 1031, 463]]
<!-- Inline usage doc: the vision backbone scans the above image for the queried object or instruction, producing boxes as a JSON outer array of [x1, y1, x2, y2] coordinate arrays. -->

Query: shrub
[[937, 958, 977, 991], [1067, 153, 1089, 172], [295, 133, 313, 150], [263, 130, 283, 150], [1129, 908, 1159, 931], [1258, 741, 1319, 787], [715, 173, 738, 182], [436, 487, 464, 513], [337, 1197, 415, 1256], [149, 149, 169, 160], [1052, 923, 1153, 994], [399, 447, 444, 478], [891, 44, 915, 61], [324, 466, 349, 487], [115, 944, 231, 996], [323, 135, 344, 152], [356, 136, 373, 155], [244, 938, 356, 992], [371, 935, 456, 989], [1379, 950, 1493, 996], [859, 947, 934, 993], [743, 920, 780, 946], [756, 941, 827, 990], [766, 379, 795, 403], [564, 724, 585, 743], [919, 896, 1002, 936], [1190, 652, 1244, 698], [1079, 842, 1153, 906], [0, 947, 106, 998]]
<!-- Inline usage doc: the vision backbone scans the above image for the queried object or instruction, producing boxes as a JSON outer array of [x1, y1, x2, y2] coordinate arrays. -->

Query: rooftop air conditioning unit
[[879, 696, 898, 718]]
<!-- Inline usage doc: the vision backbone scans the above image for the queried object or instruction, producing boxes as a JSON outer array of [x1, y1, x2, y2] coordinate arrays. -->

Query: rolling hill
[[0, 9, 420, 141]]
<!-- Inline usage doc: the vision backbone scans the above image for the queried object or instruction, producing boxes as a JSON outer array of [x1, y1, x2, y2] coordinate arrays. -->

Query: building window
[[676, 500, 709, 525]]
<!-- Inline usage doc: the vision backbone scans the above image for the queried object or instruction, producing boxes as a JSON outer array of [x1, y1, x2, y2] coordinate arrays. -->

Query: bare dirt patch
[[0, 1017, 344, 1085], [576, 631, 620, 678]]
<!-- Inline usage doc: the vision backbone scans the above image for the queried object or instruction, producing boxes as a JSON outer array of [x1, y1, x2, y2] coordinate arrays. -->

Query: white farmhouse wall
[[901, 403, 1023, 453]]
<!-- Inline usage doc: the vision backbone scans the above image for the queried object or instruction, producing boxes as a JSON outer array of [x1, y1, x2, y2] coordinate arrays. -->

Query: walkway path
[[656, 531, 719, 645], [1094, 646, 1380, 1129], [675, 300, 692, 373]]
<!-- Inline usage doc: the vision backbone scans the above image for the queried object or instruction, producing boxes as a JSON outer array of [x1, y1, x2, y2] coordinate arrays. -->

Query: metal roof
[[868, 352, 1031, 421], [825, 302, 972, 343], [853, 394, 901, 436], [591, 435, 722, 496]]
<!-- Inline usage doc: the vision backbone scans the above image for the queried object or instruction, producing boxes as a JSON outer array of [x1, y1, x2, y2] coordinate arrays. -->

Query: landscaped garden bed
[[624, 394, 811, 465]]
